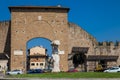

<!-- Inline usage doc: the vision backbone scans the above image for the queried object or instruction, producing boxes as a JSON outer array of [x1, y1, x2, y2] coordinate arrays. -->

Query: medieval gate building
[[9, 6, 70, 71], [0, 6, 120, 72]]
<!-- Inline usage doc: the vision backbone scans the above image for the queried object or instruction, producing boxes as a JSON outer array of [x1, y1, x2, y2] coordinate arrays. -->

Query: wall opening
[[26, 37, 52, 70]]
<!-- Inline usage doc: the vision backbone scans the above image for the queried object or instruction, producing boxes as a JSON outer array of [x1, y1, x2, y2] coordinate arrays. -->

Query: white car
[[104, 67, 120, 73], [6, 70, 23, 75]]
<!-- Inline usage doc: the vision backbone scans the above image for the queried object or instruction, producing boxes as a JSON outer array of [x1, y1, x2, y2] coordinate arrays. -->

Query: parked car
[[6, 70, 23, 75], [43, 69, 52, 73], [27, 69, 44, 74], [104, 67, 120, 73], [67, 68, 78, 72], [94, 64, 105, 72]]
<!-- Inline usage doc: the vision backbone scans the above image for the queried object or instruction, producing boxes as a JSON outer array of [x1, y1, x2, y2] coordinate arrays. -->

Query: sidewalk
[[0, 71, 4, 78], [0, 78, 120, 80]]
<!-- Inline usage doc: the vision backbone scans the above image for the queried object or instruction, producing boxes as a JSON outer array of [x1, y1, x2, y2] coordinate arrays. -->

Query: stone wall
[[96, 41, 120, 67], [67, 23, 120, 71], [0, 21, 10, 70], [0, 21, 10, 53], [68, 23, 97, 70], [96, 42, 120, 55], [68, 22, 97, 55]]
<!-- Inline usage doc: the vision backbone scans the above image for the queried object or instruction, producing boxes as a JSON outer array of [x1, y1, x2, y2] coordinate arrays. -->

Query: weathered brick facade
[[9, 6, 69, 71]]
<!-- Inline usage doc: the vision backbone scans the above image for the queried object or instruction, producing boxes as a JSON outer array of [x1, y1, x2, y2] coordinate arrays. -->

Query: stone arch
[[26, 37, 52, 70], [26, 37, 52, 54], [26, 20, 56, 41], [27, 37, 52, 43], [26, 37, 52, 51]]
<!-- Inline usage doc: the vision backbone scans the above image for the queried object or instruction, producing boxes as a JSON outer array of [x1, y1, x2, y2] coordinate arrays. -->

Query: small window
[[31, 63, 35, 66], [36, 63, 39, 66], [40, 63, 43, 66]]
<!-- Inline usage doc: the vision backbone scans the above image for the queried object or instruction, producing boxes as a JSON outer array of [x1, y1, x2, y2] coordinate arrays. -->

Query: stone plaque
[[59, 51, 64, 54], [14, 50, 23, 55]]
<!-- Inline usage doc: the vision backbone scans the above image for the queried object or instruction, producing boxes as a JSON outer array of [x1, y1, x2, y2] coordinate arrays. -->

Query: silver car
[[104, 67, 120, 73], [6, 70, 23, 75]]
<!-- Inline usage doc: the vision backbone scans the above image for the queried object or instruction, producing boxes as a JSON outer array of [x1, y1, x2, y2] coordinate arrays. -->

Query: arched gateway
[[9, 6, 69, 71]]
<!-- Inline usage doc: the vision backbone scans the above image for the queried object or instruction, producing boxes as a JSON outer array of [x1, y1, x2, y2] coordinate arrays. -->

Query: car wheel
[[7, 73, 10, 75], [17, 73, 20, 74]]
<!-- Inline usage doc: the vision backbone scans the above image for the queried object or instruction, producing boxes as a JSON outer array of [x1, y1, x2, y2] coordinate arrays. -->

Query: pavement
[[1, 78, 120, 80]]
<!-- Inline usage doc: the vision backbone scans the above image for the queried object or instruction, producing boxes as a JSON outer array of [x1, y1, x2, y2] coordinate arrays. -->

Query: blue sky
[[0, 0, 120, 42], [27, 38, 52, 56]]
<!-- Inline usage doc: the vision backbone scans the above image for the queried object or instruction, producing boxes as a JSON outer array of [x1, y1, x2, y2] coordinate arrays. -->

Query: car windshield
[[110, 67, 119, 70], [13, 70, 20, 71]]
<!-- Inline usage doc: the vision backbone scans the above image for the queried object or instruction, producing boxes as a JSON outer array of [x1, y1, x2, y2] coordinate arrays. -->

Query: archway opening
[[27, 37, 52, 56], [71, 47, 89, 72], [73, 53, 86, 68], [26, 37, 52, 70]]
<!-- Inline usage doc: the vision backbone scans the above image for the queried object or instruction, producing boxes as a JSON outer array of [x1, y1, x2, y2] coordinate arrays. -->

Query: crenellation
[[103, 42, 107, 46], [109, 41, 114, 46], [98, 41, 120, 47], [118, 42, 120, 46]]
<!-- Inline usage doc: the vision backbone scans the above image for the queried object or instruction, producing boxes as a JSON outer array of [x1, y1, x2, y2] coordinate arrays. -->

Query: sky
[[0, 0, 120, 54], [27, 38, 52, 56]]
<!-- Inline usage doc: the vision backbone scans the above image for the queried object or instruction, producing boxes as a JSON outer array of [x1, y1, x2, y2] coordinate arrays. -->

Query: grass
[[6, 72, 120, 78]]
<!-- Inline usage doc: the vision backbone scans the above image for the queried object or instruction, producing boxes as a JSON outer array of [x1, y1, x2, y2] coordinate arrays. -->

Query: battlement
[[98, 41, 120, 47], [0, 20, 10, 25]]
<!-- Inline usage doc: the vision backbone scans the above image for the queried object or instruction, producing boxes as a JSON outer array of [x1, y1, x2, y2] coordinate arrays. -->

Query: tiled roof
[[72, 47, 89, 53], [0, 53, 8, 60]]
